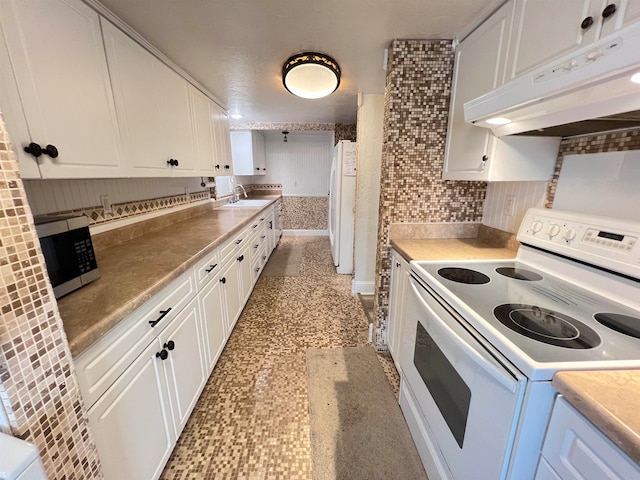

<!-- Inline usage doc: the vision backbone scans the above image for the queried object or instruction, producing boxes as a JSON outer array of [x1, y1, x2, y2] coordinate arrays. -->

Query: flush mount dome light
[[631, 72, 640, 84], [282, 52, 341, 99]]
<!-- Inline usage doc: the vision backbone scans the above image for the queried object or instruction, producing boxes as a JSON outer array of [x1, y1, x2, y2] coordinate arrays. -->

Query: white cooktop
[[410, 257, 640, 381]]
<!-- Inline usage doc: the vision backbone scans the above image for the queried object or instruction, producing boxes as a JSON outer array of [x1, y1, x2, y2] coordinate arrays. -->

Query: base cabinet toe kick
[[74, 206, 276, 480]]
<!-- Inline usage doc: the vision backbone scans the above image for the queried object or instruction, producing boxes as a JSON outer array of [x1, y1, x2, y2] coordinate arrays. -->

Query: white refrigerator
[[328, 140, 357, 274]]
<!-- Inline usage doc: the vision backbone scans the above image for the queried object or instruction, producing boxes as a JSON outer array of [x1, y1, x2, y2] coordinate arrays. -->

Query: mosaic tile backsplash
[[334, 123, 357, 144], [373, 40, 487, 349], [0, 114, 102, 477]]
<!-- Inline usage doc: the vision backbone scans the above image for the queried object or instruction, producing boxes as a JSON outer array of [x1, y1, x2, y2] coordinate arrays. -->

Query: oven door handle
[[409, 281, 518, 393]]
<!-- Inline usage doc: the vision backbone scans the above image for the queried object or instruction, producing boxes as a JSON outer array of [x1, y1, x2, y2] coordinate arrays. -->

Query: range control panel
[[518, 208, 640, 279]]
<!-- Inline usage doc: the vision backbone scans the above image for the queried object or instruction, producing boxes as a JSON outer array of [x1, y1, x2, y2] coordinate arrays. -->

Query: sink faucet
[[228, 177, 247, 203], [236, 183, 248, 199]]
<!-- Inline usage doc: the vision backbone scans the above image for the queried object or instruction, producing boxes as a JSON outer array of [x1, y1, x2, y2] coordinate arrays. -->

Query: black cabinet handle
[[205, 263, 218, 273], [254, 244, 259, 249], [224, 165, 230, 169], [24, 142, 58, 158], [163, 340, 175, 351], [396, 262, 401, 268], [602, 3, 616, 18], [149, 308, 172, 327], [235, 239, 243, 245], [254, 267, 260, 273], [220, 277, 226, 284], [260, 235, 266, 240], [156, 349, 168, 360], [260, 218, 265, 222], [252, 224, 258, 229], [167, 158, 179, 167], [262, 255, 266, 260], [238, 255, 244, 262], [581, 16, 594, 29], [215, 164, 220, 170], [256, 167, 260, 170]]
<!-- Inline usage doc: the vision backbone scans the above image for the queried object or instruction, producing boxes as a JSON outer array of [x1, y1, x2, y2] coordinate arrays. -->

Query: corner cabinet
[[443, 0, 561, 181], [231, 131, 267, 175], [0, 0, 123, 179]]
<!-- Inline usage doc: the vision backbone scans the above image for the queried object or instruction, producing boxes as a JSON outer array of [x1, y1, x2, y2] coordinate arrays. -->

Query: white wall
[[247, 131, 333, 196], [24, 177, 205, 215], [482, 181, 548, 233], [353, 94, 384, 294]]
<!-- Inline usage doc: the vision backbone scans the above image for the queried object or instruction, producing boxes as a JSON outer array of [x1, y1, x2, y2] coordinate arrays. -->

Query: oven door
[[400, 275, 527, 480]]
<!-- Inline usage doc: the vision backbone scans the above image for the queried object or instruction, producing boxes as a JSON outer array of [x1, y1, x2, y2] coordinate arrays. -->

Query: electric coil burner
[[401, 208, 640, 480]]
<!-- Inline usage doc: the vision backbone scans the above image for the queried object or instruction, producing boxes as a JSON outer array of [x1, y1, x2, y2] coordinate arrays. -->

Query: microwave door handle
[[409, 281, 517, 394]]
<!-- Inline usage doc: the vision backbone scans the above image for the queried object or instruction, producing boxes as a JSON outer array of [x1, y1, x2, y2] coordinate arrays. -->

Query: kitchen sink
[[221, 199, 271, 208]]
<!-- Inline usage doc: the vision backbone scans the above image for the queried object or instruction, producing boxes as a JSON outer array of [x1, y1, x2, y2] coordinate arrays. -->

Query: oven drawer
[[399, 275, 526, 480]]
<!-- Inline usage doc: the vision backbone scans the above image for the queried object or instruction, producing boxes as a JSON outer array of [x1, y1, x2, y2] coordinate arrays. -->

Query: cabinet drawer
[[541, 396, 640, 480], [75, 270, 196, 408], [219, 225, 250, 265], [193, 247, 221, 289]]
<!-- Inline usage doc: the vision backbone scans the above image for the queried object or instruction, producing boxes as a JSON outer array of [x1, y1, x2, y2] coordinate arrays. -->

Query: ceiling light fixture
[[282, 131, 289, 143], [631, 72, 640, 84], [486, 117, 512, 125], [230, 113, 244, 120], [282, 52, 341, 99]]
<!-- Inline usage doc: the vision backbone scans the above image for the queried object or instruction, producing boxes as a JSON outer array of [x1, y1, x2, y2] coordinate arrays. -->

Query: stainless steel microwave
[[34, 215, 100, 299]]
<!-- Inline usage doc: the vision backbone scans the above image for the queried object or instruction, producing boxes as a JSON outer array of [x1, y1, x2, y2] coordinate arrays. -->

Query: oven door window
[[414, 321, 471, 448]]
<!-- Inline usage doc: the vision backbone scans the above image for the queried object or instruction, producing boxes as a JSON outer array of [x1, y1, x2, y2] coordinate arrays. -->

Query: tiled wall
[[334, 123, 357, 144], [373, 40, 487, 349], [281, 196, 328, 230], [0, 114, 102, 477]]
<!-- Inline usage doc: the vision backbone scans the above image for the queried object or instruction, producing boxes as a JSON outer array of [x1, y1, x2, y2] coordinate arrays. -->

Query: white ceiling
[[96, 0, 499, 125]]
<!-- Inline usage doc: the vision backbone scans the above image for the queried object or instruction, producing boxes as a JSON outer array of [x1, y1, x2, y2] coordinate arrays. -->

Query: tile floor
[[160, 236, 400, 479]]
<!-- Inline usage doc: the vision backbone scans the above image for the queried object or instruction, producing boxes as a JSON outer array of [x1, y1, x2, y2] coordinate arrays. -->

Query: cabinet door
[[237, 242, 253, 305], [388, 250, 408, 372], [212, 104, 233, 174], [160, 298, 206, 437], [88, 340, 174, 480], [507, 0, 597, 80], [190, 86, 217, 175], [220, 259, 242, 334], [199, 276, 227, 374], [230, 131, 253, 175], [159, 67, 196, 176], [0, 0, 123, 178], [443, 1, 514, 180], [102, 20, 169, 176], [615, 0, 640, 30], [252, 131, 267, 174]]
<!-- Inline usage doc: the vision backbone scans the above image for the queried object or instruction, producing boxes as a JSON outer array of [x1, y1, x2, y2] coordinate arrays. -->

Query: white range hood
[[464, 21, 640, 137]]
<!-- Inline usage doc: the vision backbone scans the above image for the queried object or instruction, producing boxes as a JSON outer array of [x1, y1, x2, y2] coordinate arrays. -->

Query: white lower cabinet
[[199, 271, 227, 373], [78, 206, 278, 480], [87, 338, 175, 480], [387, 249, 409, 373], [536, 396, 640, 480]]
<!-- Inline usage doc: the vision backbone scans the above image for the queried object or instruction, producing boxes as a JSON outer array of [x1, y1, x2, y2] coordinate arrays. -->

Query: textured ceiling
[[96, 0, 499, 124]]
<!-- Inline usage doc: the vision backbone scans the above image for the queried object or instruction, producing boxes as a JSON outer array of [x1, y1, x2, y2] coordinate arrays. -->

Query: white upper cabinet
[[231, 131, 266, 176], [444, 0, 562, 181], [102, 20, 196, 177], [190, 86, 218, 175], [212, 104, 234, 175], [507, 0, 634, 80], [0, 0, 123, 179]]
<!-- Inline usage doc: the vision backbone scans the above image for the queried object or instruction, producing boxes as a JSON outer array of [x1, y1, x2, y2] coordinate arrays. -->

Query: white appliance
[[465, 20, 640, 136], [0, 433, 47, 479], [328, 140, 357, 274], [399, 208, 640, 480]]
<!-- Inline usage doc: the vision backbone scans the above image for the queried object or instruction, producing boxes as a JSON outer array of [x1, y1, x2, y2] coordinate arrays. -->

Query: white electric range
[[398, 208, 640, 480]]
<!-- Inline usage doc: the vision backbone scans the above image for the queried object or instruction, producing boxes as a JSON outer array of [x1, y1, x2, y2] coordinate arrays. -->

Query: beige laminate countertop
[[391, 237, 518, 262], [58, 196, 280, 358], [553, 370, 640, 465]]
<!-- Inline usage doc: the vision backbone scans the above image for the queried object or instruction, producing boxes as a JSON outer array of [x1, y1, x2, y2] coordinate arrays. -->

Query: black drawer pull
[[260, 218, 265, 221], [252, 224, 258, 229], [261, 235, 266, 240], [156, 350, 168, 361], [262, 255, 266, 260], [220, 277, 226, 284], [254, 244, 259, 249], [581, 16, 594, 29], [255, 267, 260, 272], [149, 308, 172, 327], [163, 340, 175, 351], [205, 263, 218, 273], [238, 255, 244, 262], [235, 239, 243, 245], [602, 3, 616, 18]]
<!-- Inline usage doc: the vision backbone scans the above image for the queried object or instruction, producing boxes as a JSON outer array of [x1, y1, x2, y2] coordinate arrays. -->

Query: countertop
[[58, 196, 280, 357], [391, 237, 518, 262], [553, 370, 640, 465]]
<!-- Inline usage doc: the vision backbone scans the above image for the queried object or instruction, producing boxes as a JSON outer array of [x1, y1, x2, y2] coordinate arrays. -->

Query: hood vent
[[465, 23, 640, 138]]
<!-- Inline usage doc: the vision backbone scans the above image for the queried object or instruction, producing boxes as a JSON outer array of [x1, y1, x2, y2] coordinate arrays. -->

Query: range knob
[[563, 228, 577, 241], [547, 224, 561, 237], [531, 220, 543, 233]]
